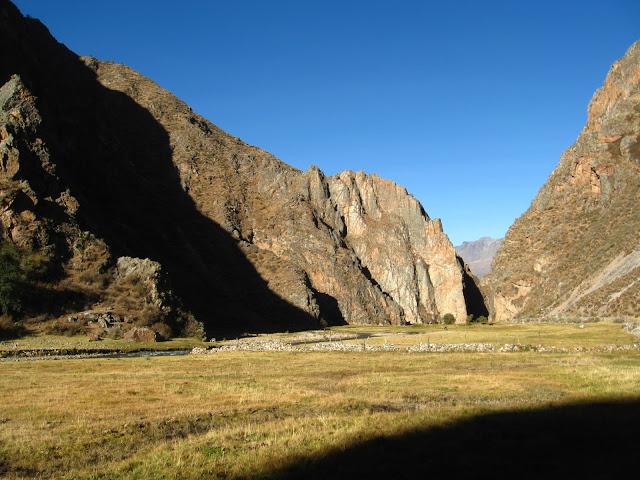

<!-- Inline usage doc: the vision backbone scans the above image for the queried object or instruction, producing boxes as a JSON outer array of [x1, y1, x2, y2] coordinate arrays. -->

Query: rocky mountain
[[489, 41, 640, 321], [0, 0, 485, 337], [455, 237, 503, 278]]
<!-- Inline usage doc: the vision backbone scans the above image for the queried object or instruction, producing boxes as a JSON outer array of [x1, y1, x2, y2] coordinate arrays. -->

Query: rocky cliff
[[489, 41, 640, 321], [455, 237, 503, 278], [0, 0, 482, 336]]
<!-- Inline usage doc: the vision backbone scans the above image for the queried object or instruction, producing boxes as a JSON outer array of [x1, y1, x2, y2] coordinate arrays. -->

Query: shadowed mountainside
[[0, 0, 486, 337], [270, 399, 640, 479], [0, 0, 318, 335]]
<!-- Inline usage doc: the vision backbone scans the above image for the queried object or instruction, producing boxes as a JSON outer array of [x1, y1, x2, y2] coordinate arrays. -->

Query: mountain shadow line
[[0, 0, 319, 336]]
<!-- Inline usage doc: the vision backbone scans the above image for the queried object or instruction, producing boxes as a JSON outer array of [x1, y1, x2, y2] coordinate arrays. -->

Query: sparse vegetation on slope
[[489, 41, 640, 322]]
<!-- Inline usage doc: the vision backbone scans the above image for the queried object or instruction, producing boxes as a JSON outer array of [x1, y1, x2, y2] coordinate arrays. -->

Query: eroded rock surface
[[489, 41, 640, 321]]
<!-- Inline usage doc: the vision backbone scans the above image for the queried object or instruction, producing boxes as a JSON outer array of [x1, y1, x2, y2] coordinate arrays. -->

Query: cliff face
[[0, 0, 480, 335], [91, 60, 473, 326], [489, 41, 640, 321]]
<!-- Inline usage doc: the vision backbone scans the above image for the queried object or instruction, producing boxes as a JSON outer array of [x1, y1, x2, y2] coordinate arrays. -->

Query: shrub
[[151, 321, 173, 341], [43, 320, 87, 337], [467, 315, 489, 324], [0, 314, 25, 339], [21, 251, 51, 281], [174, 309, 205, 339], [0, 241, 26, 315], [104, 327, 124, 340], [442, 313, 456, 325], [135, 305, 165, 327], [78, 269, 110, 287]]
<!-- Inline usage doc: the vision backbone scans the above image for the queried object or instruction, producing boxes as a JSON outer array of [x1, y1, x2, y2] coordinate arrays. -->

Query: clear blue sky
[[14, 0, 640, 245]]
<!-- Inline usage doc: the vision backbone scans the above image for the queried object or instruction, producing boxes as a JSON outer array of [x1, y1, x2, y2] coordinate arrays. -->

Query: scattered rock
[[123, 327, 159, 343], [194, 339, 640, 354], [67, 311, 123, 327], [623, 321, 640, 338]]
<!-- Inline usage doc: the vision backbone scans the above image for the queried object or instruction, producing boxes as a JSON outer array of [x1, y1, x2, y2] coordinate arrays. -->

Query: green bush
[[442, 313, 456, 325], [0, 314, 25, 340], [151, 321, 173, 341], [467, 315, 489, 324], [0, 240, 27, 315], [173, 309, 205, 339]]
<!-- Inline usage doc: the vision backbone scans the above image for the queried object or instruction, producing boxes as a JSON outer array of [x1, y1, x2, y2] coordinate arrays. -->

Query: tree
[[0, 240, 26, 315], [442, 313, 456, 325]]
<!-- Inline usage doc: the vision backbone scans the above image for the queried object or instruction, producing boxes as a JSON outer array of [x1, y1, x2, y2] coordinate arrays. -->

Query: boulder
[[123, 327, 159, 343]]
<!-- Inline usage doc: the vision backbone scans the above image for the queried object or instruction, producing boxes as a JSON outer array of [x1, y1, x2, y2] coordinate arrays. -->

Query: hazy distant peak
[[455, 237, 503, 277]]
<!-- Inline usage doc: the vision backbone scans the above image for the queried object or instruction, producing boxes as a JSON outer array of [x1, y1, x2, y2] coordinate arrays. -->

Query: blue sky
[[14, 0, 640, 245]]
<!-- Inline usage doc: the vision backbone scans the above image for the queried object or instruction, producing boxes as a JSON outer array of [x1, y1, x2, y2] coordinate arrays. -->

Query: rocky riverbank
[[191, 339, 640, 354]]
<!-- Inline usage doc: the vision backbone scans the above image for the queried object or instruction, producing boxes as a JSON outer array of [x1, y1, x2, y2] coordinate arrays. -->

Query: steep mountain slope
[[489, 41, 640, 321], [455, 237, 503, 277], [0, 0, 483, 336]]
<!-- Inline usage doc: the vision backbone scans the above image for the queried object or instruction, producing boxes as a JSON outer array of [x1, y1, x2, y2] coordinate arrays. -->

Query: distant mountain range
[[455, 237, 503, 278]]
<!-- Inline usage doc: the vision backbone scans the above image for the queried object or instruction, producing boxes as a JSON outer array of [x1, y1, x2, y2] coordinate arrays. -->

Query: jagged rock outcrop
[[0, 73, 199, 336], [90, 60, 473, 325], [113, 256, 183, 318], [456, 237, 503, 278], [489, 41, 640, 321], [324, 171, 467, 323], [0, 0, 481, 334]]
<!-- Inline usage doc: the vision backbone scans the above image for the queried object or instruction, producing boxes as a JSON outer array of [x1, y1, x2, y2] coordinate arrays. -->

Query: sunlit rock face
[[488, 41, 640, 321], [90, 57, 476, 327], [324, 171, 468, 324]]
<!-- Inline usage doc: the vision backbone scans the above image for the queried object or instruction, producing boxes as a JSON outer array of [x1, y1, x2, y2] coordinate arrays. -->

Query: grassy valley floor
[[1, 322, 639, 479]]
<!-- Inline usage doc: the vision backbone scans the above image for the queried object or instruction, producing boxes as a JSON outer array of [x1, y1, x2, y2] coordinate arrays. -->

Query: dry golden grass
[[0, 335, 207, 355], [1, 323, 640, 479], [329, 321, 636, 347]]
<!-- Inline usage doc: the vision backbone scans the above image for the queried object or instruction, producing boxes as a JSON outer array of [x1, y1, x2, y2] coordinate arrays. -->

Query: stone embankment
[[191, 339, 640, 355]]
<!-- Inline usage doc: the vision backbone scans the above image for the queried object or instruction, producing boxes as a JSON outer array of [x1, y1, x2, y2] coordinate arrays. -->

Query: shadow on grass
[[269, 399, 640, 479]]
